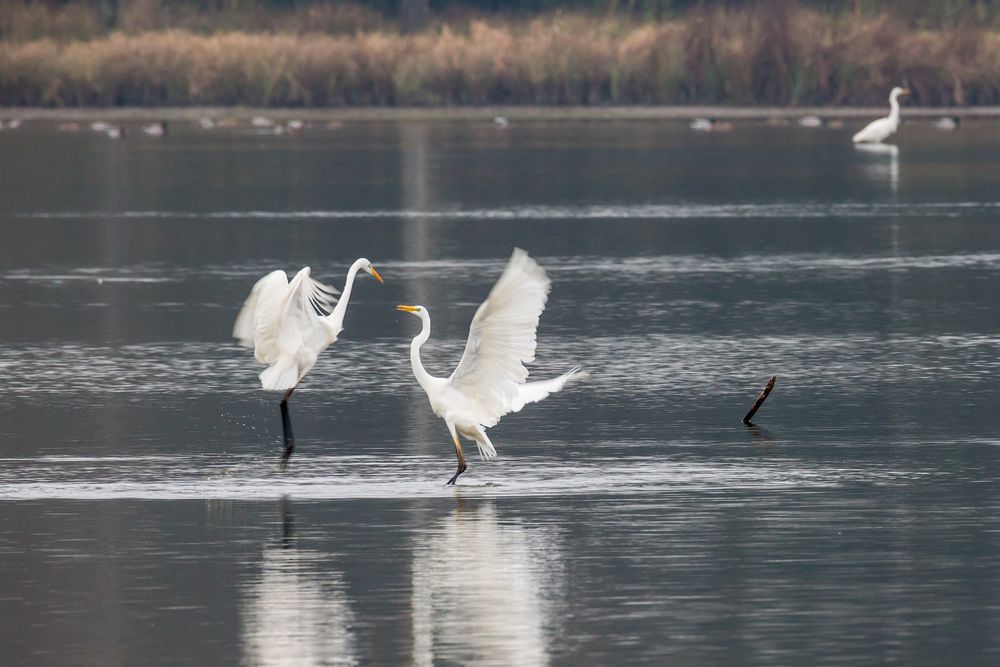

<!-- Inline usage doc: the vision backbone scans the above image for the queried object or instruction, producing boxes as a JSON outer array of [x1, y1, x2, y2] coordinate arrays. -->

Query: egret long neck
[[888, 93, 901, 126], [409, 313, 437, 391], [328, 260, 365, 329]]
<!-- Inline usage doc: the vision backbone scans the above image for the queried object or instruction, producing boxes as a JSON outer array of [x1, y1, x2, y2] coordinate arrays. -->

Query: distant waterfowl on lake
[[233, 259, 383, 470], [932, 116, 960, 130], [853, 86, 910, 144], [142, 122, 168, 137], [798, 115, 824, 128], [397, 249, 586, 486], [689, 118, 732, 132]]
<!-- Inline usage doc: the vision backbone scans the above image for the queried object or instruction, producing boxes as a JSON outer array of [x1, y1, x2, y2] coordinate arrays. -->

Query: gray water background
[[1, 118, 1000, 665]]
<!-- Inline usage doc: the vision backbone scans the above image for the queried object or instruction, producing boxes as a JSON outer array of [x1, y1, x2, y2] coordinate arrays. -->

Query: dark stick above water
[[743, 375, 777, 425]]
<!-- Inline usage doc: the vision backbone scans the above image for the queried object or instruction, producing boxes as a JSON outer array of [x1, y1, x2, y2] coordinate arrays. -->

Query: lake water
[[2, 117, 1000, 665]]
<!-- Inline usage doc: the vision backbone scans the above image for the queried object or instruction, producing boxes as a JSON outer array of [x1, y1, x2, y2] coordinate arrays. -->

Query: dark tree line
[[19, 0, 1000, 25]]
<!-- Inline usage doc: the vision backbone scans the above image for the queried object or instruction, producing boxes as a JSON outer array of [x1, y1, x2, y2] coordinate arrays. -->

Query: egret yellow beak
[[396, 305, 419, 313], [369, 265, 384, 283], [900, 88, 911, 96]]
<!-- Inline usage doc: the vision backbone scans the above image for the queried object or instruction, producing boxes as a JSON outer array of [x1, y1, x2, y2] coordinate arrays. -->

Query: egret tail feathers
[[561, 365, 590, 385], [511, 365, 589, 412], [473, 429, 498, 461], [259, 358, 299, 391]]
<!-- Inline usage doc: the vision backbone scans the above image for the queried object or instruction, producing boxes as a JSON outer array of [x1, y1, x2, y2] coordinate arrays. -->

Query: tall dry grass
[[2, 5, 999, 107]]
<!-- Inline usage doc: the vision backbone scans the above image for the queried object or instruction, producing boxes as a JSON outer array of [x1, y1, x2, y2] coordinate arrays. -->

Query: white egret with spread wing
[[233, 258, 383, 469], [852, 86, 910, 144], [397, 249, 586, 485]]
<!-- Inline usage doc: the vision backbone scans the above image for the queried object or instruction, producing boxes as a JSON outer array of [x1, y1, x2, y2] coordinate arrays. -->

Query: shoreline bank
[[4, 106, 1000, 123]]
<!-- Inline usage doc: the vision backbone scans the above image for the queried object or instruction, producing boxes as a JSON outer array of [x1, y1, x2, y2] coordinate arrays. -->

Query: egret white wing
[[275, 267, 340, 355], [233, 270, 289, 356], [448, 249, 551, 427], [233, 268, 339, 365]]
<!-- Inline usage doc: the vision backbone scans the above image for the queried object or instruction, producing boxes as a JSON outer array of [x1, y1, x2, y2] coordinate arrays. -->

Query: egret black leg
[[278, 387, 295, 471], [446, 435, 468, 486]]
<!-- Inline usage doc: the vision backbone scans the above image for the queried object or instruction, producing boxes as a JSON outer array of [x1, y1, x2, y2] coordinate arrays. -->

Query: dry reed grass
[[2, 5, 998, 107]]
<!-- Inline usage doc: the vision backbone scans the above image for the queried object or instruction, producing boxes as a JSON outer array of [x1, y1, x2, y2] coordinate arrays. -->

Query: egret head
[[396, 304, 426, 318], [890, 86, 911, 99], [360, 258, 383, 283]]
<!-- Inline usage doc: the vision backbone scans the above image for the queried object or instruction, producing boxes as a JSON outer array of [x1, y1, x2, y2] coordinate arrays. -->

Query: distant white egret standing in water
[[397, 249, 586, 485], [852, 86, 910, 144], [233, 258, 383, 470]]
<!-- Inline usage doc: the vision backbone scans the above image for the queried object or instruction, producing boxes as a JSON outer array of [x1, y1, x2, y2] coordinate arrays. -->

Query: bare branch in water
[[743, 375, 777, 425]]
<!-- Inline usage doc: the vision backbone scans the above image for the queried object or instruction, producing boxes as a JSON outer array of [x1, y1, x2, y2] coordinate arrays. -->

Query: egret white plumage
[[397, 249, 586, 485], [852, 86, 910, 144], [233, 258, 383, 469]]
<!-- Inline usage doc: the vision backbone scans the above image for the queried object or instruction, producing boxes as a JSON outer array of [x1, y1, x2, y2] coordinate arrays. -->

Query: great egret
[[852, 86, 910, 144], [397, 249, 586, 485], [233, 258, 383, 469]]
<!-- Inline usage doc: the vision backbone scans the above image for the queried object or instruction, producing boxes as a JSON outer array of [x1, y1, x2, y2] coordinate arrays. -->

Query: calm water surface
[[2, 119, 1000, 665]]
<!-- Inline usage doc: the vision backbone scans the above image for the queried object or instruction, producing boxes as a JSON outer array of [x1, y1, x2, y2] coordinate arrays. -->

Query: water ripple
[[2, 332, 998, 397], [4, 250, 1000, 289], [0, 453, 920, 500], [11, 201, 1000, 222]]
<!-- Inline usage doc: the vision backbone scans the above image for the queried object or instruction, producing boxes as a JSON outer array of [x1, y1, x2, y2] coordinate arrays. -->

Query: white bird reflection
[[854, 142, 899, 193], [411, 501, 562, 667], [241, 501, 357, 667]]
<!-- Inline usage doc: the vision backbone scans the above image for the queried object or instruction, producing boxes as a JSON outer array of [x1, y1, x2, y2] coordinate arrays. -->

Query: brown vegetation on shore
[[2, 5, 998, 107]]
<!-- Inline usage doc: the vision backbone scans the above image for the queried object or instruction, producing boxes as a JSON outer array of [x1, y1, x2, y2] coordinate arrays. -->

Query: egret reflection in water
[[241, 500, 357, 666], [854, 142, 900, 193], [411, 501, 563, 667]]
